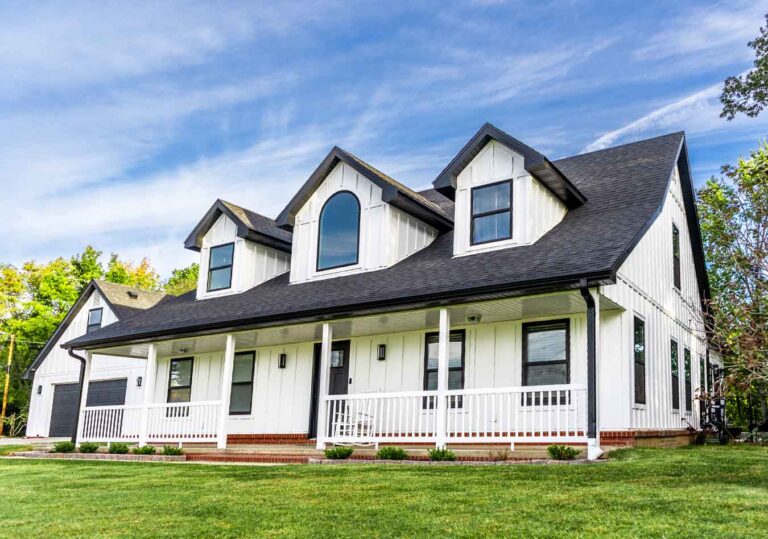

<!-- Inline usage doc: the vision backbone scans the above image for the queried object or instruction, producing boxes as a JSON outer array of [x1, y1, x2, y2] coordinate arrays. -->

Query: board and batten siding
[[26, 289, 145, 437], [196, 214, 290, 300], [453, 139, 567, 257], [602, 163, 707, 431], [289, 162, 437, 284]]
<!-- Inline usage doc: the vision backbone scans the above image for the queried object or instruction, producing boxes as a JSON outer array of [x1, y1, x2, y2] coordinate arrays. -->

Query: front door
[[308, 340, 350, 438]]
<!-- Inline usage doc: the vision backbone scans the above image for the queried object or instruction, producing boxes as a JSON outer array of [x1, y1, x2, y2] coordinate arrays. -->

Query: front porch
[[76, 290, 613, 455]]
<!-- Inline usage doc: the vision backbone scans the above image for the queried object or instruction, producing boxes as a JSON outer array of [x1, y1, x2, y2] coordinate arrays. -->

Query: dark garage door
[[48, 379, 128, 438]]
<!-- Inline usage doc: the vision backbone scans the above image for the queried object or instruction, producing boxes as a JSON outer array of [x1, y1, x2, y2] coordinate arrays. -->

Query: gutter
[[579, 281, 602, 460], [67, 348, 87, 444]]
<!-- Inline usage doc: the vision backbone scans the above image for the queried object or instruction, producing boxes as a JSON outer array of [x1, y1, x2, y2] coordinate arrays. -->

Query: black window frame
[[684, 348, 692, 412], [86, 308, 103, 334], [522, 319, 570, 406], [670, 339, 680, 410], [229, 351, 255, 416], [167, 357, 194, 417], [633, 316, 646, 405], [207, 242, 234, 292], [699, 356, 706, 392], [423, 330, 465, 409], [316, 190, 361, 272], [672, 223, 681, 290], [470, 179, 513, 246]]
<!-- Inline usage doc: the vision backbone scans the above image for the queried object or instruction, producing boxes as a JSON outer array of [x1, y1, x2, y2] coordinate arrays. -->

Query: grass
[[0, 444, 33, 456], [1, 445, 767, 537]]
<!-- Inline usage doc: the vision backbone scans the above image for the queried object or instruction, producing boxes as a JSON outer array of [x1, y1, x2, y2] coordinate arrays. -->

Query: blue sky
[[3, 0, 768, 277]]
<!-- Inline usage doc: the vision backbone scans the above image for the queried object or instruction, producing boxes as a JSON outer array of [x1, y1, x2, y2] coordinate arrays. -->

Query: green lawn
[[2, 446, 767, 538]]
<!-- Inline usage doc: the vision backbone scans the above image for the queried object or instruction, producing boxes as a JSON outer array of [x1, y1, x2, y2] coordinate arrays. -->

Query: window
[[230, 352, 255, 415], [699, 356, 706, 391], [471, 180, 512, 245], [167, 358, 193, 417], [424, 330, 464, 408], [523, 320, 569, 405], [672, 223, 681, 290], [684, 348, 692, 412], [670, 340, 680, 410], [86, 308, 103, 334], [633, 317, 646, 405], [207, 243, 234, 292], [317, 191, 360, 271]]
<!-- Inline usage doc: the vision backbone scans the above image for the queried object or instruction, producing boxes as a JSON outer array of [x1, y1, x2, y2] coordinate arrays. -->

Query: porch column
[[138, 343, 157, 447], [435, 308, 450, 449], [315, 322, 332, 450], [217, 334, 236, 449], [74, 352, 92, 446]]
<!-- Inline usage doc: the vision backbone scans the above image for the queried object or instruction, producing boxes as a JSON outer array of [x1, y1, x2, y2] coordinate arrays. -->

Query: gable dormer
[[185, 200, 291, 299], [276, 147, 452, 283], [433, 123, 586, 256]]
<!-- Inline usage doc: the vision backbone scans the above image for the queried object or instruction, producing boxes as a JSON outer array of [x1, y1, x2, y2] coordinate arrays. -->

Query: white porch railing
[[79, 401, 221, 443], [324, 384, 586, 446]]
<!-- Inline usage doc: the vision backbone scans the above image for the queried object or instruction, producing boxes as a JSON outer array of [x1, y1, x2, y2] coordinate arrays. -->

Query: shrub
[[161, 445, 184, 456], [78, 442, 99, 453], [488, 448, 511, 462], [427, 448, 456, 461], [547, 445, 581, 460], [376, 447, 408, 460], [51, 441, 76, 453], [132, 445, 157, 455], [108, 443, 129, 454], [324, 446, 354, 459]]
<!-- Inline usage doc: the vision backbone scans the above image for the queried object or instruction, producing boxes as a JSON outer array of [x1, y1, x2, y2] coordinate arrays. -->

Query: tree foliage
[[163, 263, 199, 296], [104, 254, 161, 291], [721, 13, 768, 120]]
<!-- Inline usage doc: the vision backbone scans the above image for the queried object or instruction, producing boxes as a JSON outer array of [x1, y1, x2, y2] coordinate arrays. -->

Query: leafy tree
[[164, 263, 199, 296], [104, 254, 161, 291], [71, 246, 104, 291], [721, 13, 768, 120]]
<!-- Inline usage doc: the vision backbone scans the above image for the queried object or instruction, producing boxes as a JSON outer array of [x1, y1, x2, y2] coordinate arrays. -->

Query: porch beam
[[74, 351, 92, 446], [217, 334, 236, 449], [315, 323, 332, 450], [138, 343, 157, 447], [435, 307, 450, 449]]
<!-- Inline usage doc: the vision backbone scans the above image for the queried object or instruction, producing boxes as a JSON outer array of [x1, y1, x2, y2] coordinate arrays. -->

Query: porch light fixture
[[137, 376, 143, 387], [37, 385, 42, 395], [377, 344, 386, 361], [465, 314, 482, 324], [278, 353, 287, 369]]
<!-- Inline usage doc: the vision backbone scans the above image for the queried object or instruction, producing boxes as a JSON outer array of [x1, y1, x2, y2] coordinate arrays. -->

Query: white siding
[[289, 162, 437, 284], [196, 214, 290, 300], [26, 290, 145, 437], [453, 140, 566, 257]]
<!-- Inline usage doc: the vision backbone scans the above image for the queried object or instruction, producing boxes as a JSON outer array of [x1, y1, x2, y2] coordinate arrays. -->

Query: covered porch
[[76, 289, 616, 455]]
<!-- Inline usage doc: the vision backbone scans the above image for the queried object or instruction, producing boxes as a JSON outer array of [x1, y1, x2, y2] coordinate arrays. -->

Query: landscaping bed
[[11, 451, 185, 462]]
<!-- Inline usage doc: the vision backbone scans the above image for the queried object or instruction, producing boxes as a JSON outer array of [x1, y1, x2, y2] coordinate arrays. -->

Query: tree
[[164, 263, 199, 296], [71, 246, 104, 291], [721, 13, 768, 120], [697, 144, 768, 396], [104, 254, 161, 291]]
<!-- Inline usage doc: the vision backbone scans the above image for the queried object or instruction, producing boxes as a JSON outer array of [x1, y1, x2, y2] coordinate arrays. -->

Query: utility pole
[[0, 334, 15, 436]]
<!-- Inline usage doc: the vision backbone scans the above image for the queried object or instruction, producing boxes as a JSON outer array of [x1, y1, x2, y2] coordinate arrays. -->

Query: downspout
[[579, 281, 603, 460], [68, 348, 86, 444]]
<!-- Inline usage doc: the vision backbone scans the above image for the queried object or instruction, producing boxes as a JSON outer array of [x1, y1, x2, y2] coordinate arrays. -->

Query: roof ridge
[[560, 131, 685, 162]]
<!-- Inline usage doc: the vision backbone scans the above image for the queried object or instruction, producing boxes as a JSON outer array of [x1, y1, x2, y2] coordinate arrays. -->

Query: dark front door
[[308, 340, 350, 438], [49, 383, 81, 437]]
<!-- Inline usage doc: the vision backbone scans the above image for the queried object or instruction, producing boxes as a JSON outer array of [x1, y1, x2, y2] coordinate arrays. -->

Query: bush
[[78, 442, 99, 453], [324, 446, 354, 459], [161, 445, 184, 456], [51, 441, 76, 453], [488, 448, 512, 462], [427, 448, 456, 461], [132, 445, 157, 455], [108, 443, 129, 454], [547, 445, 581, 460], [376, 447, 408, 460]]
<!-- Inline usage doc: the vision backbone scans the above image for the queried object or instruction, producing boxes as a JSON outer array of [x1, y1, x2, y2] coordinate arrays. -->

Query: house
[[57, 123, 722, 459], [23, 281, 166, 437]]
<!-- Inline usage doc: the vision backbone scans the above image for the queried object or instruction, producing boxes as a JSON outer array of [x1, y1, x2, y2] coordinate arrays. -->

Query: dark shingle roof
[[66, 131, 693, 350]]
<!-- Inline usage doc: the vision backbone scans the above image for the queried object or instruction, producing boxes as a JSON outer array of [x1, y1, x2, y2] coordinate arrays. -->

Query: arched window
[[317, 191, 360, 271]]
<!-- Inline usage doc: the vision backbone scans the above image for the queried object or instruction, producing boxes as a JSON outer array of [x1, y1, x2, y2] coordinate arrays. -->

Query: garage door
[[48, 379, 128, 438]]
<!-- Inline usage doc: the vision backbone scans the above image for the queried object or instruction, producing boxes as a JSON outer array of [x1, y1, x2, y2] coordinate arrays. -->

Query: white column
[[435, 308, 450, 449], [74, 352, 92, 446], [217, 334, 236, 449], [138, 343, 157, 447], [315, 323, 333, 450]]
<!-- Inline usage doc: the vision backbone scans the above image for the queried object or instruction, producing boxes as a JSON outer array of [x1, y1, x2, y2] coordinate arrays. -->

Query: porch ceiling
[[90, 290, 622, 359]]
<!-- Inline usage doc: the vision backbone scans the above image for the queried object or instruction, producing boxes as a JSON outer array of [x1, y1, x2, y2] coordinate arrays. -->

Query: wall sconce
[[278, 353, 287, 369], [377, 344, 386, 361], [37, 385, 42, 395], [137, 376, 143, 387]]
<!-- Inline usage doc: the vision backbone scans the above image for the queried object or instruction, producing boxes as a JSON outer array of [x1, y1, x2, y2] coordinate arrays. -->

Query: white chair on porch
[[332, 393, 378, 447]]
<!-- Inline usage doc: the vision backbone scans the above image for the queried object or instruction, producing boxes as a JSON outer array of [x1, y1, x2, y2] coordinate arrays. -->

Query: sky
[[3, 0, 768, 277]]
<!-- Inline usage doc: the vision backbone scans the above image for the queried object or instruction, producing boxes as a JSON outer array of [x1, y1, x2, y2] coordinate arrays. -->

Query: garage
[[48, 379, 128, 438]]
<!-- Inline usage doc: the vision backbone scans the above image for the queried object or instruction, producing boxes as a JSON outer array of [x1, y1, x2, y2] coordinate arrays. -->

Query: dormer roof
[[184, 199, 292, 253], [275, 146, 454, 232], [433, 123, 587, 209]]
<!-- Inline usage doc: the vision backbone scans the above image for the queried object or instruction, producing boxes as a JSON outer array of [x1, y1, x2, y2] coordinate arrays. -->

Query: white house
[[57, 124, 721, 459]]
